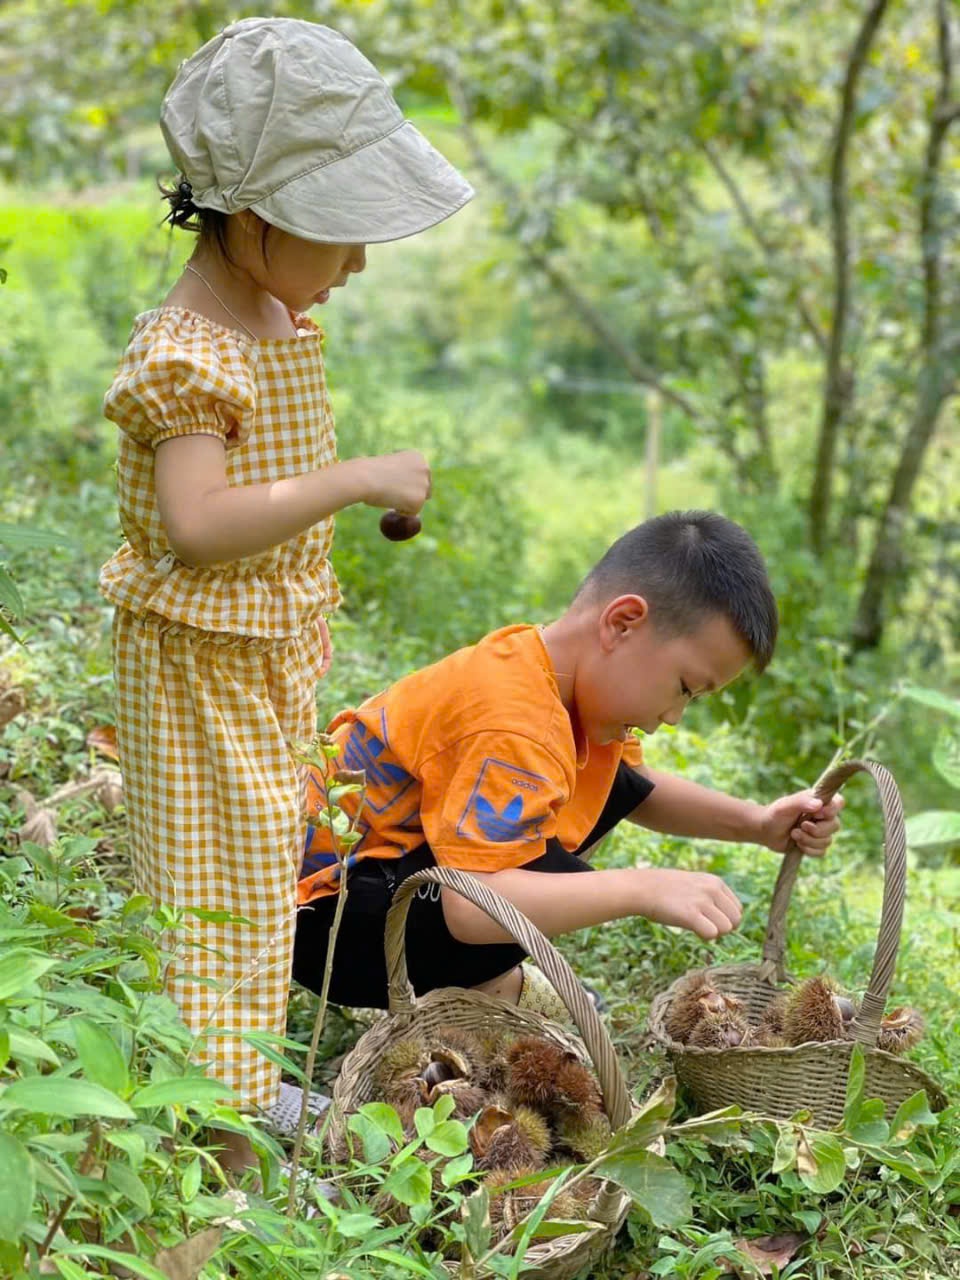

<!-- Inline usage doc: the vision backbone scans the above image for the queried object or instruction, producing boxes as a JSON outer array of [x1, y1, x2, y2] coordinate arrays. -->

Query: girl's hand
[[758, 790, 845, 856], [632, 867, 743, 940], [356, 450, 431, 514]]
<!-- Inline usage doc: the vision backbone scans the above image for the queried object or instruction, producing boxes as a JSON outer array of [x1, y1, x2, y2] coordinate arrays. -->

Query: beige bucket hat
[[160, 17, 474, 244]]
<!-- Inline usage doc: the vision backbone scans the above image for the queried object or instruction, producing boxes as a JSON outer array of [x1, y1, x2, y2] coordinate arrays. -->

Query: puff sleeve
[[104, 312, 257, 449]]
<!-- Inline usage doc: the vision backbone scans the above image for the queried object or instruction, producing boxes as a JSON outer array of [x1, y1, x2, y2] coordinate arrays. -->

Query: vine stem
[[36, 1122, 101, 1260]]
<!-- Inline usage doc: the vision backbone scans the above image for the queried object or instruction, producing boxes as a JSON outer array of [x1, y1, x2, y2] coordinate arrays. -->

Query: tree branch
[[445, 68, 700, 421], [697, 138, 826, 353], [808, 0, 891, 555], [851, 0, 959, 650]]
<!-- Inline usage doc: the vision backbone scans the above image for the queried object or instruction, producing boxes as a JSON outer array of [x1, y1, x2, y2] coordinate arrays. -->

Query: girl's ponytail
[[160, 176, 201, 229]]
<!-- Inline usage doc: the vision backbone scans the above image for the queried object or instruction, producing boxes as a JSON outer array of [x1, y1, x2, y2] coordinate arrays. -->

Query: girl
[[100, 17, 472, 1170]]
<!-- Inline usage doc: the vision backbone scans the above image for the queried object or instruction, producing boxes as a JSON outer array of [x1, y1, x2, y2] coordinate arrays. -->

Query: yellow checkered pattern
[[101, 308, 341, 1110], [100, 307, 341, 636], [114, 612, 327, 1108]]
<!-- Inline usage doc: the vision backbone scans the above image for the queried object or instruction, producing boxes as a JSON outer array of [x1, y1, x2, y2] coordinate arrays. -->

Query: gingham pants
[[113, 609, 326, 1111]]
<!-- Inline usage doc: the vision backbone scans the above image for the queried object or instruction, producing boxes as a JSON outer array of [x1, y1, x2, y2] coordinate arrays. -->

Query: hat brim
[[247, 120, 474, 245]]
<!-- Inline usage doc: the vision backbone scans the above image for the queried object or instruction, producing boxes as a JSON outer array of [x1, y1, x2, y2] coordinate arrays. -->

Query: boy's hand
[[759, 790, 845, 856], [633, 867, 742, 940]]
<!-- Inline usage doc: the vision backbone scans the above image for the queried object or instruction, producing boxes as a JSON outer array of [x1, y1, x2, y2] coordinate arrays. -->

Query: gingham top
[[99, 307, 341, 638]]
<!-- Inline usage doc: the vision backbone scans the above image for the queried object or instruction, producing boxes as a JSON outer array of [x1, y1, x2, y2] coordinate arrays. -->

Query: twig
[[36, 1122, 101, 1260]]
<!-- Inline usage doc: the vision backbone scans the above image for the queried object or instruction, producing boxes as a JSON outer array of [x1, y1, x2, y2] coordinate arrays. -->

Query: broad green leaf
[[131, 1077, 227, 1110], [890, 1091, 937, 1144], [0, 567, 24, 620], [843, 1043, 866, 1129], [772, 1123, 798, 1174], [105, 1130, 146, 1170], [347, 1112, 393, 1164], [181, 1156, 202, 1202], [54, 1244, 169, 1280], [932, 728, 960, 791], [796, 1133, 846, 1194], [900, 684, 960, 720], [848, 1098, 889, 1145], [105, 1161, 151, 1215], [0, 1076, 135, 1120], [368, 1250, 440, 1277], [414, 1106, 435, 1140], [0, 522, 65, 550], [603, 1075, 677, 1158], [670, 1105, 745, 1145], [0, 1028, 7, 1069], [461, 1186, 492, 1262], [0, 950, 56, 1001], [382, 1154, 432, 1207], [522, 1218, 600, 1240], [356, 1100, 405, 1145], [0, 1131, 35, 1240], [335, 1210, 382, 1239], [794, 1209, 822, 1233], [53, 1260, 97, 1280], [72, 1019, 130, 1097], [425, 1118, 469, 1157], [595, 1148, 691, 1226], [904, 810, 960, 848], [441, 1152, 475, 1187], [432, 1091, 456, 1123]]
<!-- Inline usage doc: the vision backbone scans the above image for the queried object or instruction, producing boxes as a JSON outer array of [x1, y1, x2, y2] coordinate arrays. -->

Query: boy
[[293, 510, 843, 1014]]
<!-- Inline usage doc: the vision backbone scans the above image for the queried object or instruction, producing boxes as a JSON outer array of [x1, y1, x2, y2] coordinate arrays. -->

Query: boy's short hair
[[576, 510, 779, 670]]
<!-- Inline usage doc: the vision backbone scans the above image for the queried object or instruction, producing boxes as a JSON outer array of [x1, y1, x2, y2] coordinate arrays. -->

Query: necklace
[[183, 263, 258, 339]]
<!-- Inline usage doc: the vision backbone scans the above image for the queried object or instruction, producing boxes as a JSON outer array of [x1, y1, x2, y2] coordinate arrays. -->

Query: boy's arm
[[628, 768, 844, 856], [441, 863, 742, 946]]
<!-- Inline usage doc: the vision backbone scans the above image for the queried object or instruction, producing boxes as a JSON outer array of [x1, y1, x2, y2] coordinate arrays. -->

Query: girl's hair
[[159, 176, 270, 264]]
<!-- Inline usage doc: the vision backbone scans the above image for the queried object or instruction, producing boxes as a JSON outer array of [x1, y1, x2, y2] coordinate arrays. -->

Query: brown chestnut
[[379, 510, 422, 542]]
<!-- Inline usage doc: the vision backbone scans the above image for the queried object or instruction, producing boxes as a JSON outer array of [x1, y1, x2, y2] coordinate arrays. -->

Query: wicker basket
[[648, 758, 949, 1127], [328, 866, 637, 1280]]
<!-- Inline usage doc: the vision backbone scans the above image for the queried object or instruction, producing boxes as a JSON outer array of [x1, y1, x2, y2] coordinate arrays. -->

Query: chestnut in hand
[[379, 510, 422, 542]]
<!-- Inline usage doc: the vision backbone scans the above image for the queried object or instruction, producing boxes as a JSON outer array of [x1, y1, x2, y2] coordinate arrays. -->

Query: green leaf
[[794, 1209, 822, 1233], [461, 1186, 492, 1262], [0, 1028, 7, 1070], [367, 1251, 439, 1278], [425, 1118, 469, 1157], [796, 1133, 846, 1194], [0, 949, 57, 1000], [670, 1105, 745, 1145], [335, 1210, 382, 1239], [0, 1131, 35, 1241], [772, 1123, 798, 1174], [105, 1130, 146, 1170], [432, 1091, 456, 1123], [848, 1098, 889, 1145], [0, 1076, 135, 1120], [900, 684, 960, 720], [131, 1076, 227, 1110], [441, 1152, 475, 1188], [932, 728, 960, 791], [904, 810, 960, 848], [382, 1154, 432, 1207], [0, 566, 24, 620], [53, 1260, 97, 1280], [843, 1043, 865, 1129], [181, 1156, 202, 1202], [594, 1148, 691, 1226], [603, 1075, 677, 1158], [105, 1161, 152, 1215], [523, 1218, 600, 1240], [0, 522, 65, 550], [414, 1106, 436, 1140], [53, 1244, 169, 1280], [72, 1019, 130, 1097], [347, 1111, 393, 1164], [890, 1091, 937, 1144]]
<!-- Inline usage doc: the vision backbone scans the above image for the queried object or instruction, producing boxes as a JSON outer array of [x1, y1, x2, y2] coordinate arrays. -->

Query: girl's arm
[[154, 433, 429, 567], [441, 863, 742, 946], [629, 768, 844, 855]]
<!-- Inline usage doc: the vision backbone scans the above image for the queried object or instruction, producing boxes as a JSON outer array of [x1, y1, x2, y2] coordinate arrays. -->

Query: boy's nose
[[660, 706, 684, 727]]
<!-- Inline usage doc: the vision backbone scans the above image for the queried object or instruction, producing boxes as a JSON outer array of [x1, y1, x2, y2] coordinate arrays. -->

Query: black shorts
[[291, 761, 654, 1009]]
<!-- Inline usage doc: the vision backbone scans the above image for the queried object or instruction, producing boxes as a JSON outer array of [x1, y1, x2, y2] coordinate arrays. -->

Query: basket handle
[[384, 866, 632, 1128], [759, 758, 906, 1046]]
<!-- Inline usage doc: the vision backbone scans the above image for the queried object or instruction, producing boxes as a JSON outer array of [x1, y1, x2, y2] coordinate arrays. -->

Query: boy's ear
[[600, 594, 650, 645]]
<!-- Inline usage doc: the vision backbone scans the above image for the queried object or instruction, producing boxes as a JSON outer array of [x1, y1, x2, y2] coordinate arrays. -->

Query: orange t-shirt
[[298, 624, 644, 903]]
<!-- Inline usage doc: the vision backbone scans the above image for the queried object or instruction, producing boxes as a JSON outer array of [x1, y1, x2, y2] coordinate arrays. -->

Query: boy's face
[[575, 596, 752, 746]]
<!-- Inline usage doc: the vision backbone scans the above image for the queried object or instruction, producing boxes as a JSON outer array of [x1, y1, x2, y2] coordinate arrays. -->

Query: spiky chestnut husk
[[783, 977, 852, 1046], [877, 1006, 924, 1054], [476, 1106, 552, 1172], [663, 971, 716, 1043], [553, 1110, 613, 1161], [486, 1167, 582, 1244], [505, 1036, 573, 1109], [688, 1009, 751, 1049], [757, 994, 788, 1039], [424, 1078, 489, 1118], [373, 1037, 427, 1088], [554, 1056, 603, 1114]]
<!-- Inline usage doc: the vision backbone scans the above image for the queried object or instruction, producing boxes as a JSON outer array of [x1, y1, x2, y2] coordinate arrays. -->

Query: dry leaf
[[153, 1227, 223, 1279], [92, 768, 124, 813], [0, 686, 26, 729], [14, 789, 58, 847], [727, 1232, 807, 1276], [86, 723, 120, 760]]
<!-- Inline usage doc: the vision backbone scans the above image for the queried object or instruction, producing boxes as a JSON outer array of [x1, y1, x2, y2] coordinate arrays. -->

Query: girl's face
[[232, 217, 367, 311]]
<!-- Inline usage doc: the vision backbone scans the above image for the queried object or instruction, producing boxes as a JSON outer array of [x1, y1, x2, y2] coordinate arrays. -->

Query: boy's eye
[[680, 681, 693, 699]]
